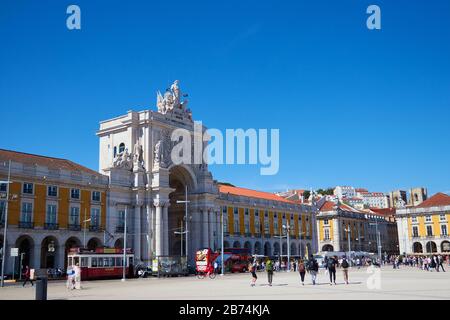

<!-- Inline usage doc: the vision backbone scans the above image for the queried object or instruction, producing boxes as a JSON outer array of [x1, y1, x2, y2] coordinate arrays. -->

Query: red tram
[[67, 248, 135, 281]]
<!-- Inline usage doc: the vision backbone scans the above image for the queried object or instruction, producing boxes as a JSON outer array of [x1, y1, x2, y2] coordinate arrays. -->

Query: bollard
[[35, 277, 48, 300]]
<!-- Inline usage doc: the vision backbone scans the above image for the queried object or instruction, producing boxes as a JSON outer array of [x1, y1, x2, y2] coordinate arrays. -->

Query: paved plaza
[[1, 267, 450, 300]]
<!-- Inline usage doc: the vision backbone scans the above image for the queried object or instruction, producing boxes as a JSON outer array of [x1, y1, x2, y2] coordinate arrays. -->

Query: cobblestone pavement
[[1, 266, 449, 300]]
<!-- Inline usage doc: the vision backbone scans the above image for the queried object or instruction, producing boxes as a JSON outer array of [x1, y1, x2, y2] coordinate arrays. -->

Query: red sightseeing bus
[[67, 248, 135, 281]]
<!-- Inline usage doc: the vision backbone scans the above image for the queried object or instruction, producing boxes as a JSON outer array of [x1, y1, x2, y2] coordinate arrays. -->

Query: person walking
[[66, 266, 76, 290], [266, 259, 274, 287], [327, 256, 338, 285], [298, 259, 306, 286], [341, 257, 350, 285], [438, 255, 446, 272], [250, 260, 258, 287], [22, 266, 34, 287], [308, 255, 319, 285]]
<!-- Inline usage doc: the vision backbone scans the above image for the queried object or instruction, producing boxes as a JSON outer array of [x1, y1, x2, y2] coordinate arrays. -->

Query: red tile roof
[[370, 207, 396, 216], [416, 193, 450, 208], [0, 149, 103, 177], [219, 184, 298, 204]]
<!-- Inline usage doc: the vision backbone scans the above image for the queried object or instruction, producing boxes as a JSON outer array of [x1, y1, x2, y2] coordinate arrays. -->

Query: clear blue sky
[[1, 0, 449, 195]]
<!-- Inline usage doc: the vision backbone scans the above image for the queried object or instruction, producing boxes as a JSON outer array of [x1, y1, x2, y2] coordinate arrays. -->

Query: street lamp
[[282, 224, 291, 272], [344, 227, 351, 262], [370, 219, 382, 266], [115, 203, 130, 282], [176, 186, 190, 264]]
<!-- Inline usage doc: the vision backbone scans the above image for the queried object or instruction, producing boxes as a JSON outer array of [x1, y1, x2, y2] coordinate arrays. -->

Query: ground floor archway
[[441, 241, 450, 253], [413, 242, 423, 253], [87, 237, 102, 251], [40, 236, 58, 269], [264, 242, 271, 256], [16, 235, 34, 273], [233, 241, 241, 249], [254, 242, 262, 255], [426, 241, 437, 253], [64, 237, 82, 270], [322, 244, 334, 252]]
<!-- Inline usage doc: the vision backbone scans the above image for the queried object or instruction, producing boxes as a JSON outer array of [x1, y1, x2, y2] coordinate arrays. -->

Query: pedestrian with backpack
[[341, 257, 350, 285], [327, 256, 338, 286], [308, 255, 319, 285], [298, 259, 306, 286]]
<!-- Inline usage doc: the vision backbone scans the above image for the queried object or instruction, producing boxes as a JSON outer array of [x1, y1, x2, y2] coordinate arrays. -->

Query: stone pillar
[[33, 245, 40, 270], [202, 210, 209, 248], [333, 219, 341, 252], [209, 210, 216, 250], [134, 206, 142, 262], [56, 245, 65, 270], [163, 203, 169, 256], [155, 202, 163, 257], [143, 203, 152, 261]]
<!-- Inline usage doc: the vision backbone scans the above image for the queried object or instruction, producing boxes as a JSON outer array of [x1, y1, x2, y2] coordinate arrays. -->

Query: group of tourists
[[249, 255, 351, 287], [390, 255, 447, 272]]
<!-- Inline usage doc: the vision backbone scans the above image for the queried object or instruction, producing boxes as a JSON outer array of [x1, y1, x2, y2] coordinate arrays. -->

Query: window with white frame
[[324, 219, 329, 226], [324, 228, 330, 240], [233, 207, 239, 234], [0, 183, 6, 192], [23, 183, 33, 194], [412, 226, 419, 238], [425, 215, 432, 223], [118, 210, 125, 227], [441, 225, 448, 236], [264, 211, 269, 234], [274, 214, 279, 235], [440, 214, 446, 221], [426, 225, 433, 236], [47, 186, 58, 197], [46, 204, 57, 224], [255, 210, 260, 234], [91, 208, 101, 226], [71, 188, 80, 200], [21, 202, 33, 222], [92, 191, 101, 202], [69, 207, 80, 225], [412, 216, 418, 223]]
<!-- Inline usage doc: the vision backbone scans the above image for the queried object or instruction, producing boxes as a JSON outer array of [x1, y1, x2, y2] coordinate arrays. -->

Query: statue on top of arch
[[156, 80, 191, 116]]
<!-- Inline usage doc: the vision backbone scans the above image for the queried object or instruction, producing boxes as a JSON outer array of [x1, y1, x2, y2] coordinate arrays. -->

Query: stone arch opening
[[168, 165, 197, 256], [413, 242, 423, 253], [41, 236, 58, 269], [290, 243, 297, 256], [273, 242, 280, 256], [322, 244, 334, 252], [16, 235, 34, 274], [264, 242, 271, 257], [233, 241, 241, 248], [426, 241, 437, 253], [114, 238, 124, 249], [254, 242, 262, 255], [441, 241, 450, 253], [87, 237, 102, 251]]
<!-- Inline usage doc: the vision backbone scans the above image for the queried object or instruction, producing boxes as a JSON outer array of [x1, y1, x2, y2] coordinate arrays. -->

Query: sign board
[[152, 259, 159, 272], [10, 248, 19, 257]]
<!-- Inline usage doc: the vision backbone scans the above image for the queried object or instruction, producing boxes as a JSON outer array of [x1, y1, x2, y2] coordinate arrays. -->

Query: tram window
[[98, 258, 104, 267], [91, 258, 98, 267], [103, 258, 110, 267], [128, 257, 133, 267], [68, 257, 73, 266], [81, 258, 88, 267], [116, 258, 122, 267], [109, 258, 115, 267], [74, 257, 80, 266]]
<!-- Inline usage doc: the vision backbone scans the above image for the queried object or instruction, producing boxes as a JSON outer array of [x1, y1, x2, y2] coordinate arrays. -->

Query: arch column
[[163, 202, 170, 256], [154, 201, 164, 257], [134, 205, 142, 262], [202, 210, 209, 249], [32, 245, 40, 269]]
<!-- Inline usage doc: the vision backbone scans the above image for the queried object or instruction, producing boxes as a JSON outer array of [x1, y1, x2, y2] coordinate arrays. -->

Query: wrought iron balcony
[[44, 223, 59, 230], [89, 225, 102, 232], [67, 224, 81, 231], [18, 221, 34, 229]]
